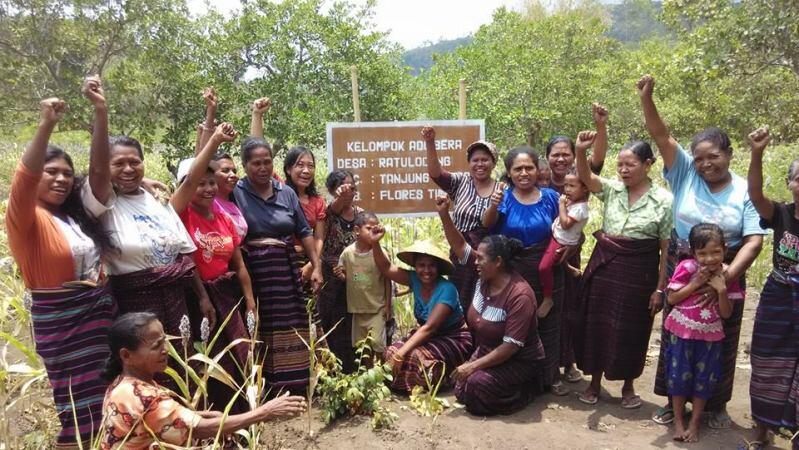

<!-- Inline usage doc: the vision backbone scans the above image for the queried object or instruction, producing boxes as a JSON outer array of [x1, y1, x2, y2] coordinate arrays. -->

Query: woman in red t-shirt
[[283, 146, 326, 284], [173, 122, 255, 414]]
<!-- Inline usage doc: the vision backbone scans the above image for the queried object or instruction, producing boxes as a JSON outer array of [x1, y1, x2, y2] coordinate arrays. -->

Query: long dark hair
[[47, 146, 112, 251], [283, 146, 318, 197], [101, 312, 159, 381]]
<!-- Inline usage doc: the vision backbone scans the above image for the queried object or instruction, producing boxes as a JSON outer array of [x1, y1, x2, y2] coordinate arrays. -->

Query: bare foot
[[538, 297, 553, 318], [673, 418, 686, 441], [682, 424, 700, 443]]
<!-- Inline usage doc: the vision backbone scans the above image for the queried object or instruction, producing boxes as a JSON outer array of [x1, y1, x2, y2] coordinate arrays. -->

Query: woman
[[368, 211, 473, 393], [100, 312, 305, 449], [6, 87, 116, 448], [451, 234, 545, 415], [747, 126, 799, 449], [639, 75, 765, 427], [317, 170, 360, 372], [573, 131, 672, 408], [547, 103, 609, 384], [424, 125, 499, 310], [283, 146, 326, 284], [482, 146, 567, 395], [233, 137, 323, 393], [81, 79, 215, 391], [173, 123, 254, 412]]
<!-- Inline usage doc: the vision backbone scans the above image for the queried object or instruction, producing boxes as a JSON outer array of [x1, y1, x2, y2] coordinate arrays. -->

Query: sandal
[[707, 410, 732, 429], [578, 390, 599, 405], [550, 381, 569, 396], [564, 368, 583, 383], [621, 394, 642, 409], [652, 406, 674, 425]]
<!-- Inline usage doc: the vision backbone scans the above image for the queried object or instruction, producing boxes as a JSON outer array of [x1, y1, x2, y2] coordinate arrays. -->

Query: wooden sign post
[[326, 120, 484, 217]]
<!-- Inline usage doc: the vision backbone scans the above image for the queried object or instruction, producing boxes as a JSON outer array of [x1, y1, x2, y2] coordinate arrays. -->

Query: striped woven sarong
[[244, 242, 310, 394], [513, 241, 563, 387], [575, 231, 659, 380], [31, 285, 116, 448], [750, 274, 799, 432], [653, 232, 744, 410], [560, 246, 582, 368], [448, 228, 487, 313], [317, 261, 355, 373], [385, 322, 473, 393], [110, 256, 196, 392]]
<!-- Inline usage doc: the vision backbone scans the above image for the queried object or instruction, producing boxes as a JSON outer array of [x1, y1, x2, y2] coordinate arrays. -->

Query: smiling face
[[214, 158, 239, 197], [693, 239, 725, 273], [191, 172, 219, 210], [547, 142, 575, 178], [509, 153, 538, 191], [121, 320, 168, 378], [289, 152, 316, 193], [692, 141, 731, 185], [244, 146, 274, 187], [616, 149, 651, 188], [110, 145, 145, 194], [475, 242, 502, 282], [37, 157, 74, 210], [414, 254, 440, 286], [468, 149, 495, 182]]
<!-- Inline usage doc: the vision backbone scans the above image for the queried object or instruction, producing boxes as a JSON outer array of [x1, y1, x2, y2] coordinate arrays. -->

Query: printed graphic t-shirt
[[761, 201, 799, 282], [180, 203, 242, 281]]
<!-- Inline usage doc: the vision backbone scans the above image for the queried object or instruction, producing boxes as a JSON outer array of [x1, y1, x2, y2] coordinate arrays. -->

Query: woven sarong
[[454, 351, 543, 416], [317, 261, 356, 373], [31, 285, 116, 447]]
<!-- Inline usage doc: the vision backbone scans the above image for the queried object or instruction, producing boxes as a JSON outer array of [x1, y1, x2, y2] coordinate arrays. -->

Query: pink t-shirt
[[294, 195, 327, 247], [179, 203, 242, 281], [664, 259, 744, 342], [213, 198, 248, 239]]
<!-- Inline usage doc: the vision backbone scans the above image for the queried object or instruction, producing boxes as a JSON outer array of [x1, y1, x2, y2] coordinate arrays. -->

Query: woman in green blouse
[[572, 131, 673, 409]]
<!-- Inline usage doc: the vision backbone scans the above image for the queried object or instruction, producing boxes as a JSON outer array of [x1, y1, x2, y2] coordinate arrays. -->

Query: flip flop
[[550, 381, 570, 396], [564, 369, 583, 383], [578, 391, 599, 405], [621, 394, 642, 409], [652, 406, 674, 425]]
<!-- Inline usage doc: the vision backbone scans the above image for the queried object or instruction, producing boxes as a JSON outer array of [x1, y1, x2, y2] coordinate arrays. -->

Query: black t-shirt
[[760, 201, 799, 279]]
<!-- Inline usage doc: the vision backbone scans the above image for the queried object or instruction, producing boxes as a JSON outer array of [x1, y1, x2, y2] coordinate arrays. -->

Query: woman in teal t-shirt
[[367, 231, 474, 394]]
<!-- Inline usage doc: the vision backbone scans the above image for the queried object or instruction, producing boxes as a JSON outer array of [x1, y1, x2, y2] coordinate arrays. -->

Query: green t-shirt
[[339, 243, 388, 314]]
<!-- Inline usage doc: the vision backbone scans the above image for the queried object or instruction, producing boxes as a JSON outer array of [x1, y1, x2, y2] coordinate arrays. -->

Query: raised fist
[[592, 102, 608, 126], [212, 122, 237, 143], [82, 75, 106, 107], [748, 126, 771, 153], [434, 194, 451, 213], [575, 130, 597, 152], [636, 75, 655, 98], [368, 225, 386, 244], [40, 98, 67, 124], [252, 97, 272, 114], [421, 125, 436, 141], [203, 87, 218, 109]]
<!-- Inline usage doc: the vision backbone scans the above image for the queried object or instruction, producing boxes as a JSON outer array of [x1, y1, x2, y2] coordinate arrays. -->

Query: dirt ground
[[261, 288, 792, 450]]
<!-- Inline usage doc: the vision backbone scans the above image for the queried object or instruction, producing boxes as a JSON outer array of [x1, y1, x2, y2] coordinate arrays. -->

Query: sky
[[187, 0, 522, 49]]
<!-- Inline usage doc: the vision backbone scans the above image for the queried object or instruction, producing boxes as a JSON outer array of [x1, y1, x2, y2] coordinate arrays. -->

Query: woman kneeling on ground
[[100, 312, 305, 449]]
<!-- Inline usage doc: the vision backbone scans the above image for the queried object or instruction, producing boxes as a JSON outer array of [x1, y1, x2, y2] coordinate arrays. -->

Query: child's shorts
[[665, 334, 722, 400], [352, 308, 386, 353]]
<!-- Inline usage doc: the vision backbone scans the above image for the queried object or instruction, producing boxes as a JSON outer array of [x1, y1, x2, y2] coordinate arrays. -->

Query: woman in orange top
[[5, 79, 116, 448]]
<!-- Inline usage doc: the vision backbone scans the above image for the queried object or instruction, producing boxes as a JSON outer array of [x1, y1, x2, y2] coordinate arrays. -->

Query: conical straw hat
[[396, 240, 454, 276]]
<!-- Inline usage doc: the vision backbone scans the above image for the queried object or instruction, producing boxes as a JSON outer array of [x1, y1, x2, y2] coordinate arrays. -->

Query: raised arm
[[747, 126, 774, 221], [170, 123, 236, 214], [482, 183, 505, 229], [83, 76, 113, 205], [589, 103, 608, 174], [435, 195, 469, 261], [422, 125, 443, 179], [196, 87, 217, 153], [367, 225, 411, 286], [329, 182, 355, 216], [637, 75, 679, 169], [250, 97, 271, 139], [574, 131, 603, 193]]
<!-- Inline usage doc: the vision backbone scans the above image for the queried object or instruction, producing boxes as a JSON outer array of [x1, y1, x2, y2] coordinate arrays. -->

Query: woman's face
[[244, 147, 274, 187], [37, 157, 74, 209], [289, 153, 316, 193], [509, 153, 538, 191], [692, 141, 731, 185], [475, 242, 502, 282], [616, 149, 651, 188], [110, 145, 145, 194], [191, 173, 219, 209], [214, 158, 238, 196], [468, 149, 495, 182], [547, 142, 574, 178], [123, 320, 169, 377], [414, 255, 439, 286]]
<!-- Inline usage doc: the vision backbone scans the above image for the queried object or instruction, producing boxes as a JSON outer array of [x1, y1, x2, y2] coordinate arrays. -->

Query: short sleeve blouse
[[179, 203, 241, 281], [491, 187, 559, 247], [408, 271, 464, 330], [433, 171, 498, 234], [595, 178, 673, 240]]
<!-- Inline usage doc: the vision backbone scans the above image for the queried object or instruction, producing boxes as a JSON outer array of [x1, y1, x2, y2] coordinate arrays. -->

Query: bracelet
[[392, 354, 403, 362], [655, 289, 665, 295]]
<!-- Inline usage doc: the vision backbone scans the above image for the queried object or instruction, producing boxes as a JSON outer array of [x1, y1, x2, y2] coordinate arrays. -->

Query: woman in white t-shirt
[[82, 80, 216, 391]]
